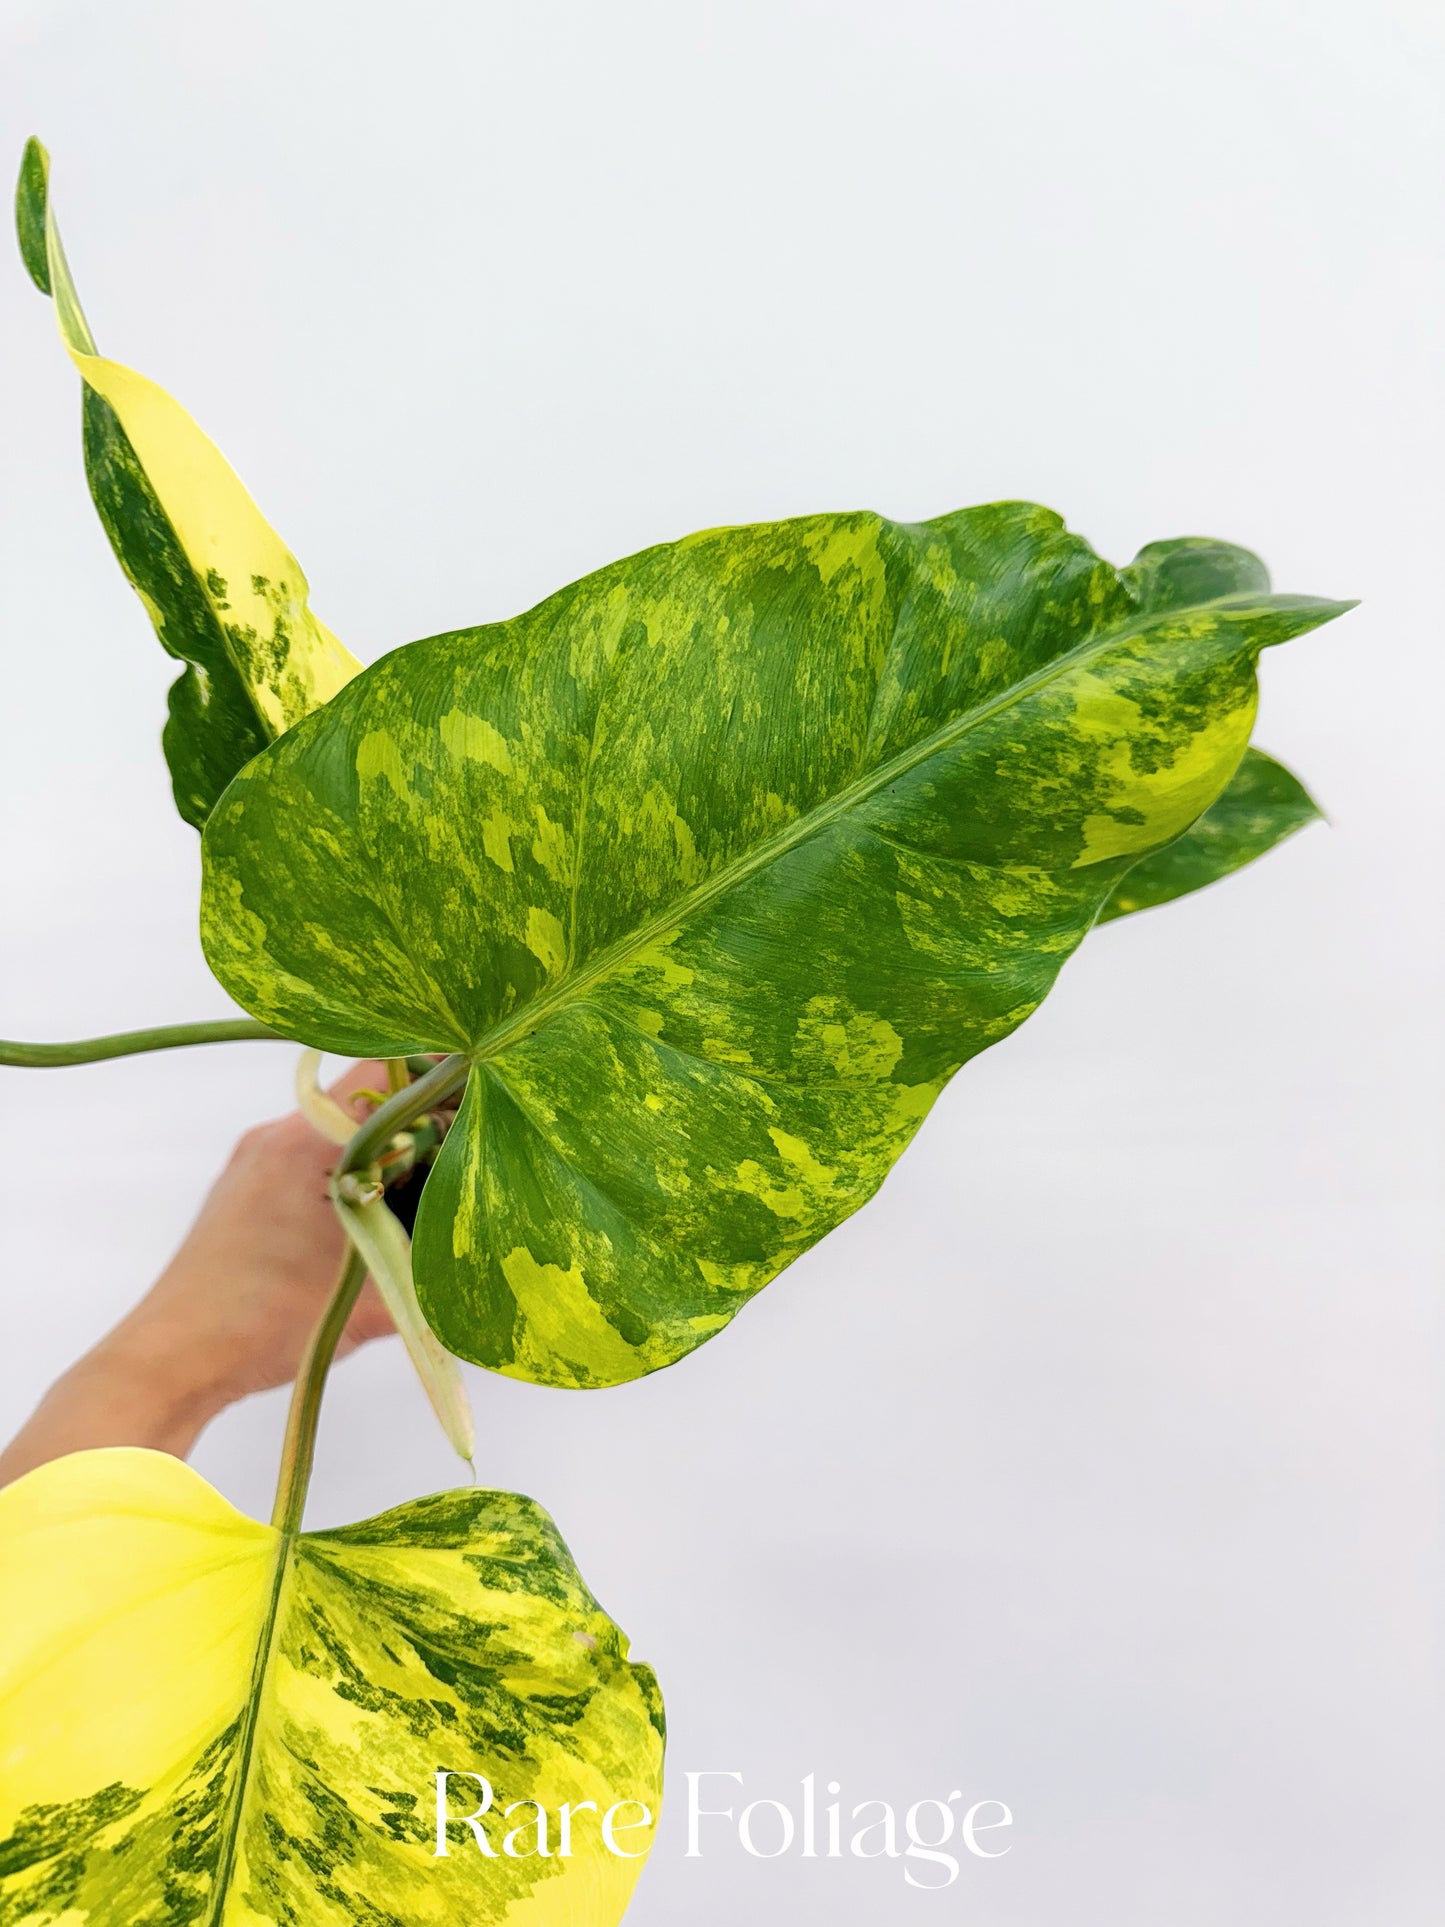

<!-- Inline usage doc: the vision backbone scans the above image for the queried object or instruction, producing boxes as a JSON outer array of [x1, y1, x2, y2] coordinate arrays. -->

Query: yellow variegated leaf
[[0, 1449, 663, 1924], [15, 139, 361, 826]]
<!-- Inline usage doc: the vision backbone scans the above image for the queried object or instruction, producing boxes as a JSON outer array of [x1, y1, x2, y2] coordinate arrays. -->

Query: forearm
[[0, 1324, 231, 1487], [1, 1065, 395, 1491]]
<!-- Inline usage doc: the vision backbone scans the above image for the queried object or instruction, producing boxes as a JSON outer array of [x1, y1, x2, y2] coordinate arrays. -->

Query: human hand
[[0, 1059, 398, 1486]]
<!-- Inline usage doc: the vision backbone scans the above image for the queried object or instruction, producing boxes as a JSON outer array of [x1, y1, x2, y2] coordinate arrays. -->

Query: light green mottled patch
[[887, 1078, 946, 1128], [356, 728, 416, 803], [631, 940, 695, 989], [702, 1036, 756, 1066], [501, 1248, 642, 1386], [794, 999, 905, 1080], [1073, 685, 1257, 865], [1101, 745, 1322, 921], [531, 804, 570, 881], [734, 1158, 806, 1221], [768, 1127, 837, 1190], [526, 906, 569, 979], [199, 503, 1350, 1387], [441, 708, 515, 772], [481, 808, 517, 873]]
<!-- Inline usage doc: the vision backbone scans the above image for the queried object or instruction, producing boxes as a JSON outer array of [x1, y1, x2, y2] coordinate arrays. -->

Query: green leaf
[[15, 139, 362, 827], [1100, 746, 1321, 923], [0, 1449, 664, 1924], [199, 503, 1352, 1387], [1120, 533, 1272, 611], [13, 137, 49, 293]]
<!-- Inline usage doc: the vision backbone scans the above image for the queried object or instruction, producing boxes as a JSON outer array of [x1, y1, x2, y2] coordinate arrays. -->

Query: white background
[[1, 2, 1440, 1919]]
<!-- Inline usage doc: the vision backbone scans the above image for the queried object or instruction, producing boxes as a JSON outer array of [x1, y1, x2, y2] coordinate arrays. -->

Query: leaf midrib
[[462, 589, 1288, 1066], [203, 1527, 297, 1923]]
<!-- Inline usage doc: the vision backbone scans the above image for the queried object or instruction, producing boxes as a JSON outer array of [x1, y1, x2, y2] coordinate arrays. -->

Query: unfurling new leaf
[[0, 1449, 663, 1925], [198, 504, 1351, 1390], [14, 138, 361, 826]]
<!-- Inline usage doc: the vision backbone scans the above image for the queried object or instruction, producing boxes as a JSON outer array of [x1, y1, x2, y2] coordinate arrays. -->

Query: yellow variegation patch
[[1100, 745, 1321, 921], [0, 1450, 663, 1925]]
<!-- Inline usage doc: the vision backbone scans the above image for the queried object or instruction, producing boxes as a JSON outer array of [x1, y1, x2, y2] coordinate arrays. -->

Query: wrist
[[67, 1319, 236, 1453]]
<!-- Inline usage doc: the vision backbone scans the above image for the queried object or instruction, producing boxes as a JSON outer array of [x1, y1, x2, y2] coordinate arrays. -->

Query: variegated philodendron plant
[[0, 137, 1351, 1925]]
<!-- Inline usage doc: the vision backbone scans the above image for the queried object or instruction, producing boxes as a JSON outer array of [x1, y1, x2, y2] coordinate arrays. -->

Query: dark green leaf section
[[0, 1734, 237, 1927], [14, 138, 49, 292], [200, 503, 1351, 1387], [1121, 534, 1271, 612], [81, 387, 271, 826], [1101, 746, 1321, 923]]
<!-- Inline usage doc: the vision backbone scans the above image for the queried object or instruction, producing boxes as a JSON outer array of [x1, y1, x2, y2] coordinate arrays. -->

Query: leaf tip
[[15, 136, 51, 294], [1311, 594, 1361, 624]]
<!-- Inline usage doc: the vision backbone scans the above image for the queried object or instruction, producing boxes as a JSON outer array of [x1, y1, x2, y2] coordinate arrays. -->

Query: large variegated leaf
[[199, 503, 1351, 1387], [14, 139, 361, 826], [0, 1449, 663, 1925], [1100, 746, 1320, 923]]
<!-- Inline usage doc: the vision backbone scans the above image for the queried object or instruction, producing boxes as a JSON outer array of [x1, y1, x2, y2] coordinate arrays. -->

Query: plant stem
[[338, 1051, 469, 1175], [270, 1053, 468, 1530], [266, 1055, 467, 1532], [270, 1245, 367, 1534], [0, 1017, 286, 1067]]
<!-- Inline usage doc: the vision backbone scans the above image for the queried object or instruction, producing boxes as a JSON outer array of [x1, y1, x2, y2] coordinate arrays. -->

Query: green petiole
[[0, 1018, 287, 1067]]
